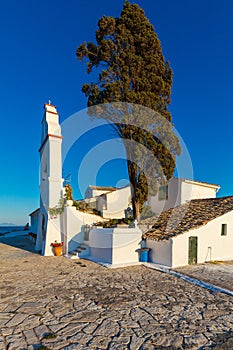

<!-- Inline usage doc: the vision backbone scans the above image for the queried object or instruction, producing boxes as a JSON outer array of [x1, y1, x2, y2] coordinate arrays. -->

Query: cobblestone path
[[0, 237, 233, 349]]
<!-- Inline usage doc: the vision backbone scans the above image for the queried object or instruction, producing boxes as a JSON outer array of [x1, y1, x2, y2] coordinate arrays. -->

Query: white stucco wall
[[101, 186, 131, 219], [85, 180, 218, 221], [89, 227, 142, 265], [35, 212, 43, 252], [40, 104, 63, 210], [149, 178, 219, 215], [38, 103, 64, 256], [85, 187, 115, 199], [146, 239, 172, 267], [171, 211, 233, 268], [43, 214, 65, 256], [41, 138, 63, 209], [40, 203, 104, 256], [149, 178, 181, 214], [112, 228, 142, 264], [41, 104, 61, 138], [30, 211, 39, 235], [65, 205, 104, 252], [181, 180, 218, 204], [89, 228, 113, 263]]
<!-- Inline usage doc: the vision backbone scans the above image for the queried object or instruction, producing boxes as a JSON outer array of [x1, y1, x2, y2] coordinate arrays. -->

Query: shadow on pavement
[[0, 234, 40, 255]]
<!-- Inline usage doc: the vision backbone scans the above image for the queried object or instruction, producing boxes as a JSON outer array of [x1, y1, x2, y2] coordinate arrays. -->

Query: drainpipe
[[208, 246, 212, 261]]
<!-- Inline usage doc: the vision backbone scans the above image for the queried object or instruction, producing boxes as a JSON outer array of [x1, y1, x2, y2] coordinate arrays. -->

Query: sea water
[[0, 226, 25, 236]]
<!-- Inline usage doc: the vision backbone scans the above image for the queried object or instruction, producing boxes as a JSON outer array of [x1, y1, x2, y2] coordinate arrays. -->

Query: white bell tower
[[39, 102, 63, 208], [36, 102, 64, 255]]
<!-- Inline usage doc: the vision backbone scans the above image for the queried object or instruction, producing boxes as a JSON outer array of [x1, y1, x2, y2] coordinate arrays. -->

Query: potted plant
[[49, 198, 65, 218], [65, 185, 73, 206], [51, 240, 64, 256]]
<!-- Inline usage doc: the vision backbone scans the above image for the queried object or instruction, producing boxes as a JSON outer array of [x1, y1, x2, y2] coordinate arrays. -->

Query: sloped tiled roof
[[181, 178, 220, 189], [142, 196, 233, 241], [89, 185, 116, 191]]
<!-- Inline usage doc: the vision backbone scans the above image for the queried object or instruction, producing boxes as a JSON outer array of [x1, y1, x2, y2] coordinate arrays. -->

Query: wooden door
[[188, 237, 198, 265]]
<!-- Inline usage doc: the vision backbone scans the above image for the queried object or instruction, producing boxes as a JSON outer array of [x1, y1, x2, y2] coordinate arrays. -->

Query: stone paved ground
[[0, 236, 233, 349], [176, 262, 233, 292]]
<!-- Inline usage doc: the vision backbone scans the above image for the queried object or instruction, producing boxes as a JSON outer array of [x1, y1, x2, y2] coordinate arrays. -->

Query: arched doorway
[[42, 214, 46, 241]]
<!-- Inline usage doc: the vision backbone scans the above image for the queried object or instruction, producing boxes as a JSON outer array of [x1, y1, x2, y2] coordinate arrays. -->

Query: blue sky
[[0, 0, 232, 224]]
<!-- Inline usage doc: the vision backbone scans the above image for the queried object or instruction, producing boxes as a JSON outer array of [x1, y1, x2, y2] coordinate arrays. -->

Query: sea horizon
[[0, 226, 25, 235]]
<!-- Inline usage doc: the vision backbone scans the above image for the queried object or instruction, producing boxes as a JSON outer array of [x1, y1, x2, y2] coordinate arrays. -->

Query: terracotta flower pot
[[53, 246, 63, 256]]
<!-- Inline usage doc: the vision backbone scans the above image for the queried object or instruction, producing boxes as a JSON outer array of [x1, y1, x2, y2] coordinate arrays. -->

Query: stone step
[[69, 255, 79, 260], [69, 251, 78, 256], [80, 244, 88, 248], [74, 249, 81, 253], [77, 246, 90, 258], [68, 244, 90, 258], [74, 247, 86, 253]]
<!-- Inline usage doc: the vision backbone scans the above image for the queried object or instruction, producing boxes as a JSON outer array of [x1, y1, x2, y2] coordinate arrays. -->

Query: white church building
[[30, 102, 233, 267], [83, 178, 220, 219], [31, 103, 142, 264]]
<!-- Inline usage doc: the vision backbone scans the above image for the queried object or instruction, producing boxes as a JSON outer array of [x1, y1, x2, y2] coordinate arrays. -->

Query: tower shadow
[[0, 233, 40, 255]]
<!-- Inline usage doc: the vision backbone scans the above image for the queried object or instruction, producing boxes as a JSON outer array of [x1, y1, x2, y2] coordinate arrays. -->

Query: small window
[[221, 224, 227, 236], [158, 185, 168, 201]]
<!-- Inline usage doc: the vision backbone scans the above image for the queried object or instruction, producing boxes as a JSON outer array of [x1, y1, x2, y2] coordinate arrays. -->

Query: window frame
[[158, 185, 168, 201], [221, 223, 227, 236]]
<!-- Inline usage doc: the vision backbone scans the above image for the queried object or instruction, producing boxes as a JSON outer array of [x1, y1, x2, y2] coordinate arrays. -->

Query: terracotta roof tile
[[182, 178, 220, 189], [89, 185, 116, 191], [142, 196, 233, 241]]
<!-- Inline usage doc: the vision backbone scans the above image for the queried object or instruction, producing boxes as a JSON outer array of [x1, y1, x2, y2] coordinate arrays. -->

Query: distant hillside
[[0, 223, 17, 227]]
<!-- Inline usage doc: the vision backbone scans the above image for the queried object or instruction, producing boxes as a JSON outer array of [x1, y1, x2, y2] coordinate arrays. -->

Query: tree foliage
[[76, 1, 181, 221]]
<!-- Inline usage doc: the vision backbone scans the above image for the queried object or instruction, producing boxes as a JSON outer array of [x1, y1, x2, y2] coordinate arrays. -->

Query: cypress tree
[[76, 1, 181, 221]]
